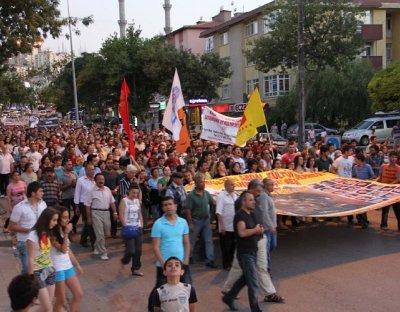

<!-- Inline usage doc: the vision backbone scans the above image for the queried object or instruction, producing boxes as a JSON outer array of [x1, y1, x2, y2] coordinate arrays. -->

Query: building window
[[246, 79, 259, 94], [246, 55, 255, 67], [387, 43, 392, 65], [222, 84, 230, 99], [245, 20, 258, 37], [263, 14, 273, 33], [205, 36, 214, 53], [387, 15, 392, 37], [264, 74, 289, 97], [220, 32, 229, 45]]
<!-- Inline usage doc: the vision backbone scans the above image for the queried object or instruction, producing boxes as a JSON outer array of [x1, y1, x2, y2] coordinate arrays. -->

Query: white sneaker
[[100, 253, 109, 261], [93, 248, 100, 255]]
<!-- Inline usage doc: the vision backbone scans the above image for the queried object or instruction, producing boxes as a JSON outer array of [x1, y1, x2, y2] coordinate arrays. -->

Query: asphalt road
[[1, 199, 400, 312]]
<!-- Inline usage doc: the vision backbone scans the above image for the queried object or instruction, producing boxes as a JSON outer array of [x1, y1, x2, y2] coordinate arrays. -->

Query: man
[[232, 146, 246, 173], [8, 274, 40, 312], [119, 164, 139, 200], [9, 182, 47, 273], [135, 136, 146, 152], [85, 173, 118, 260], [352, 154, 375, 229], [280, 144, 297, 168], [222, 191, 264, 312], [330, 145, 354, 223], [316, 145, 333, 172], [0, 141, 14, 197], [392, 120, 400, 149], [186, 174, 217, 268], [164, 150, 181, 172], [78, 154, 101, 177], [377, 151, 400, 231], [216, 179, 237, 270], [196, 159, 212, 180], [15, 155, 28, 175], [280, 122, 287, 139], [59, 159, 78, 229], [74, 163, 96, 248], [257, 178, 278, 274], [40, 167, 61, 207], [165, 172, 187, 218], [26, 143, 41, 173], [366, 145, 383, 176], [224, 180, 283, 304], [103, 158, 120, 238], [149, 196, 191, 311]]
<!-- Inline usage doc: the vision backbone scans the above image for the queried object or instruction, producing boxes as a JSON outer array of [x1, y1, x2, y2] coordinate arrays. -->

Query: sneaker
[[0, 194, 5, 198], [93, 248, 100, 255], [100, 253, 109, 261]]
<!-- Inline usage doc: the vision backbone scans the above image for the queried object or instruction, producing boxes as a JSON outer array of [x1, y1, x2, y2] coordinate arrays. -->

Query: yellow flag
[[235, 88, 267, 146]]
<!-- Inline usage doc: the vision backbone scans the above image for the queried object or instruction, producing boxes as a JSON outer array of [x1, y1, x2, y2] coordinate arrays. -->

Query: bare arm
[[237, 220, 263, 238], [189, 303, 196, 312], [26, 239, 35, 275], [69, 249, 83, 275], [86, 206, 92, 224], [183, 233, 190, 265], [186, 209, 193, 231], [152, 237, 164, 267], [8, 221, 30, 233], [118, 200, 126, 226]]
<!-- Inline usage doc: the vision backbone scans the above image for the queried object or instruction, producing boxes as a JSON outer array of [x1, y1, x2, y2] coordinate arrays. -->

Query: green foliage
[[368, 61, 400, 112], [0, 70, 31, 106], [269, 61, 374, 129], [247, 0, 364, 73]]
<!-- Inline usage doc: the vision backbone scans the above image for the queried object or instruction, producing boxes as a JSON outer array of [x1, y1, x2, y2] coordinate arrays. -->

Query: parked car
[[342, 112, 400, 146], [259, 133, 288, 153], [287, 122, 338, 140]]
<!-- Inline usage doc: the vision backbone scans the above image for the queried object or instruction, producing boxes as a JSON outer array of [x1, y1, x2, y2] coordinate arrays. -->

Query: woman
[[21, 162, 38, 185], [27, 208, 59, 312], [212, 160, 227, 178], [98, 160, 106, 172], [272, 159, 282, 170], [119, 186, 144, 276], [305, 157, 318, 172], [247, 159, 260, 173], [51, 206, 83, 312], [38, 155, 53, 180], [5, 171, 27, 232], [230, 162, 242, 175], [294, 155, 305, 173]]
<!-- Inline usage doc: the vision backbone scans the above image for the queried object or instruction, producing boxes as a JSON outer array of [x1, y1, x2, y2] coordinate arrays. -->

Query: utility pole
[[118, 0, 127, 38], [297, 0, 305, 149], [67, 0, 79, 126]]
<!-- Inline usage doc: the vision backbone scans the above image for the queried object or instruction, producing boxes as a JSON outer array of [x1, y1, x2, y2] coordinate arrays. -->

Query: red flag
[[118, 79, 135, 159]]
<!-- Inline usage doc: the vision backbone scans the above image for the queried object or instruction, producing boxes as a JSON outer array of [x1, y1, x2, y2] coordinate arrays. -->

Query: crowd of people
[[1, 122, 400, 311]]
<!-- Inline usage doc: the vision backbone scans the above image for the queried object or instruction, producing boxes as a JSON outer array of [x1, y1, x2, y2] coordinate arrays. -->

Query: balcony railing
[[361, 24, 383, 41]]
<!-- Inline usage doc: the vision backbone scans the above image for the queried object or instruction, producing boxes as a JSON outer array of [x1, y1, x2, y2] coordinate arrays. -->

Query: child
[[152, 257, 197, 312], [51, 206, 83, 312], [26, 207, 59, 312], [8, 274, 39, 312]]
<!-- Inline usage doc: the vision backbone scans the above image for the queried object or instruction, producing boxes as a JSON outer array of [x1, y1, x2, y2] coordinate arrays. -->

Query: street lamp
[[67, 0, 80, 126]]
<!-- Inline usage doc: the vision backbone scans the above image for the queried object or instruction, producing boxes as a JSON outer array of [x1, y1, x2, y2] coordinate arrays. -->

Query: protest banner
[[1, 117, 29, 126], [186, 170, 400, 217], [200, 106, 242, 145]]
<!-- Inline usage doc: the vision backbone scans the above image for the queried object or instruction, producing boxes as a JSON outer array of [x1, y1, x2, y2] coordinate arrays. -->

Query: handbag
[[121, 225, 140, 239]]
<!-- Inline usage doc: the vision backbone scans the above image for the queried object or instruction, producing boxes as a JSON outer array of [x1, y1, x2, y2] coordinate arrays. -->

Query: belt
[[91, 208, 109, 211]]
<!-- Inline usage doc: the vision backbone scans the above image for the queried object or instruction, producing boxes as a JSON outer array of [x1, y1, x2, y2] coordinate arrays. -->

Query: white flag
[[162, 69, 185, 141]]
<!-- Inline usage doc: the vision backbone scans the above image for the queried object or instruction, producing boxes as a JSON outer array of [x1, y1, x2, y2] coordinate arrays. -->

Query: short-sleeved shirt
[[151, 215, 189, 267], [315, 157, 332, 172], [58, 171, 77, 200], [40, 180, 61, 207], [352, 164, 374, 180], [27, 230, 53, 271], [0, 152, 14, 174], [186, 189, 213, 219], [333, 156, 354, 178], [216, 190, 237, 232], [153, 282, 197, 310], [234, 209, 259, 255], [85, 185, 115, 210], [10, 199, 47, 241]]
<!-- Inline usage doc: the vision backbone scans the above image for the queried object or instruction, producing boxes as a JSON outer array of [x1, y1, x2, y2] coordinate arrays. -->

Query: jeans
[[381, 203, 400, 228], [151, 204, 161, 221], [17, 241, 28, 274], [148, 265, 192, 312], [224, 252, 261, 312], [265, 231, 278, 273], [190, 218, 214, 262], [121, 232, 143, 271], [0, 173, 10, 196]]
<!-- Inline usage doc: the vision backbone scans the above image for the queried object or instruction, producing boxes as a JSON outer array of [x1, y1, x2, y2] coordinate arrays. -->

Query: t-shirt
[[333, 156, 354, 178], [234, 209, 259, 255], [50, 234, 73, 271], [151, 215, 189, 267], [123, 197, 141, 227], [0, 152, 14, 174], [315, 157, 332, 172], [153, 282, 197, 311], [216, 190, 237, 232], [186, 190, 213, 219], [27, 230, 53, 271], [281, 153, 296, 168]]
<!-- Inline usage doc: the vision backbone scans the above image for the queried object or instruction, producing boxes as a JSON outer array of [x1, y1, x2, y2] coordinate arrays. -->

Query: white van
[[342, 112, 400, 145]]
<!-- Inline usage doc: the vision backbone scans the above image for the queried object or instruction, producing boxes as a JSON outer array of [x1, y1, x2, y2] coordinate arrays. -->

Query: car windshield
[[352, 120, 374, 130]]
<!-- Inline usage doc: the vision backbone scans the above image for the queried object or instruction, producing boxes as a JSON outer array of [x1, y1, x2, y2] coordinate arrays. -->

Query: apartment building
[[200, 1, 400, 106]]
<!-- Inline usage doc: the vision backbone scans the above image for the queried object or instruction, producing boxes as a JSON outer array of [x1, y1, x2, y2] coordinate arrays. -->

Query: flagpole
[[265, 123, 275, 160]]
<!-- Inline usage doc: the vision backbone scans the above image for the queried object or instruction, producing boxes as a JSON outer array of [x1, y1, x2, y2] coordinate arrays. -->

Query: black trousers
[[0, 173, 10, 196], [121, 233, 143, 271], [73, 203, 96, 246], [381, 203, 400, 228], [61, 198, 75, 219], [219, 231, 236, 269]]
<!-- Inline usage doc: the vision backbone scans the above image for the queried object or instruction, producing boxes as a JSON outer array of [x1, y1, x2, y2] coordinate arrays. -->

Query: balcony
[[361, 24, 383, 41], [362, 56, 383, 70]]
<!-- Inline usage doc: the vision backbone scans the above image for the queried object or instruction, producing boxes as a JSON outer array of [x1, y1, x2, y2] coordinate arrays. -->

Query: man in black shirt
[[103, 158, 120, 237], [222, 191, 264, 312]]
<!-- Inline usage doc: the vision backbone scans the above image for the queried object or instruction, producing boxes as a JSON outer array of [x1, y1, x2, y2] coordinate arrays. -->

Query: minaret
[[163, 0, 172, 35], [118, 0, 127, 38]]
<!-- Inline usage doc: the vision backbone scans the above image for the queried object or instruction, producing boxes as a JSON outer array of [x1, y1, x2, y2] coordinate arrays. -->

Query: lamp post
[[67, 0, 80, 126], [297, 0, 305, 149]]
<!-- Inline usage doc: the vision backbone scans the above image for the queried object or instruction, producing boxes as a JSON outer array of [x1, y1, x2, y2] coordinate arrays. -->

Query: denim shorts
[[55, 267, 76, 282], [34, 267, 56, 289]]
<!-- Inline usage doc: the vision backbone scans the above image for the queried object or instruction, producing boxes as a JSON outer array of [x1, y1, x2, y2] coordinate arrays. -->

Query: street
[[1, 199, 400, 312]]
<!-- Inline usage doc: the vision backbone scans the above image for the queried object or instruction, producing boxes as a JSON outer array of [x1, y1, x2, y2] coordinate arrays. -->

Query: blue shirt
[[151, 215, 189, 267], [352, 163, 374, 180]]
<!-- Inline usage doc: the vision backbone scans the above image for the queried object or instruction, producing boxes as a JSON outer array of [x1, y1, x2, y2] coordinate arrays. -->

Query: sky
[[43, 0, 268, 54]]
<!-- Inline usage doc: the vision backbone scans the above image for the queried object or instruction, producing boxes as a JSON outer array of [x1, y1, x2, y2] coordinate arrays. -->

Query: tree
[[368, 62, 400, 112], [0, 70, 31, 106], [247, 0, 364, 73], [268, 60, 374, 129]]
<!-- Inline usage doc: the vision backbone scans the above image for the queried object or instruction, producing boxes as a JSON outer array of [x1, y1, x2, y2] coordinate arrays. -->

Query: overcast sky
[[43, 0, 269, 54]]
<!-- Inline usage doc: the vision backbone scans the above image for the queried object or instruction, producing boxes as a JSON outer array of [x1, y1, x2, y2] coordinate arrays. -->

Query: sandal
[[264, 294, 285, 303], [132, 271, 144, 277]]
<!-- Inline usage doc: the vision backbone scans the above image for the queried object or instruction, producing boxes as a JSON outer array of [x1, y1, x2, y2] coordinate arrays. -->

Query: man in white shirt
[[85, 172, 117, 260], [26, 143, 42, 173], [216, 179, 238, 270], [9, 182, 47, 273], [74, 164, 96, 248], [232, 146, 246, 173], [0, 142, 14, 197]]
